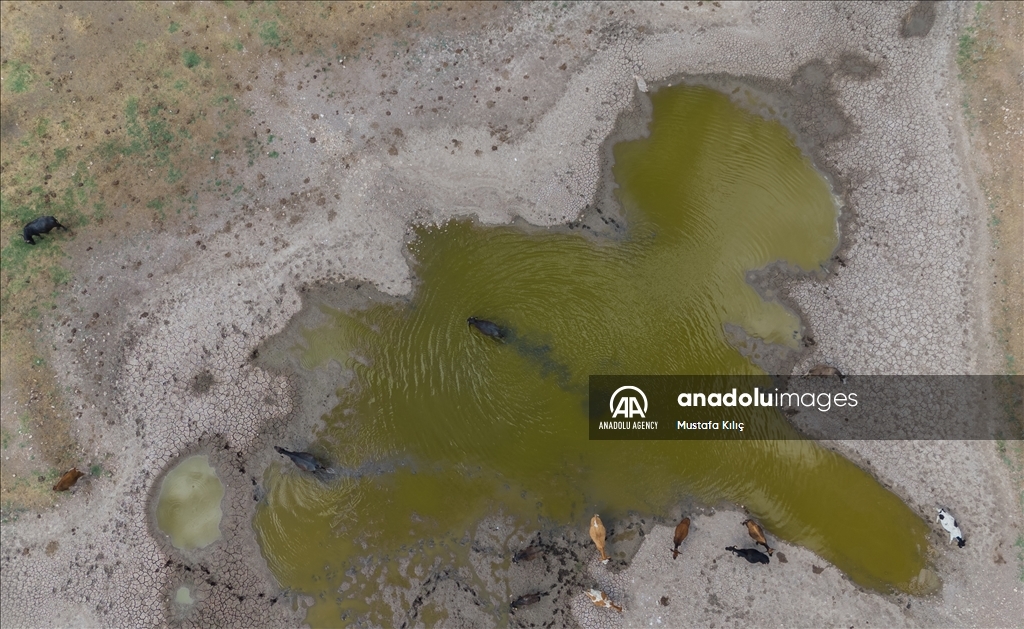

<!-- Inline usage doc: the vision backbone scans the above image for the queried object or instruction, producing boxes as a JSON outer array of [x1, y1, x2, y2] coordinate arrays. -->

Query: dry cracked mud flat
[[1, 2, 1021, 628]]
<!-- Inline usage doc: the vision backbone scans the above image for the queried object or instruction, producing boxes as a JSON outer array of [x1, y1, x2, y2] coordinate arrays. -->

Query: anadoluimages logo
[[610, 386, 648, 419]]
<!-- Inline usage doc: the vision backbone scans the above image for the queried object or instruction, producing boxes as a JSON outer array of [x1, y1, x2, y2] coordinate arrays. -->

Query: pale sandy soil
[[0, 2, 1021, 628]]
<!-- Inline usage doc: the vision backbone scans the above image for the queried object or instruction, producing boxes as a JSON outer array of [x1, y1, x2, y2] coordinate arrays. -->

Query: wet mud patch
[[189, 370, 215, 396], [252, 279, 408, 449], [901, 2, 937, 38]]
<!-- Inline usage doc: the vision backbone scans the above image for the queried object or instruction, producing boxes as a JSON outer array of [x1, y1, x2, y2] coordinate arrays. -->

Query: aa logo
[[610, 386, 648, 419]]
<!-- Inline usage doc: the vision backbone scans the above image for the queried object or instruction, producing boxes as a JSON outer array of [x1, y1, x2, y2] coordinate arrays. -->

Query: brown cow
[[589, 514, 610, 563], [672, 517, 690, 560], [53, 468, 85, 492], [742, 519, 775, 555]]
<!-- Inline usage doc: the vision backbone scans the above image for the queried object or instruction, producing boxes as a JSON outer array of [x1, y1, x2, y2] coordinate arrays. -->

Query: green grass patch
[[995, 438, 1014, 469], [1016, 534, 1024, 582], [50, 266, 72, 285], [169, 21, 180, 33], [0, 163, 90, 318], [957, 3, 992, 81], [100, 97, 182, 166], [3, 60, 34, 93], [182, 50, 202, 69], [146, 197, 166, 221], [259, 21, 282, 47], [957, 29, 979, 71], [0, 501, 27, 524], [34, 118, 50, 139], [268, 150, 279, 158], [92, 201, 107, 222], [122, 97, 144, 152], [244, 138, 260, 166], [0, 233, 70, 319], [184, 191, 199, 217], [52, 147, 69, 168]]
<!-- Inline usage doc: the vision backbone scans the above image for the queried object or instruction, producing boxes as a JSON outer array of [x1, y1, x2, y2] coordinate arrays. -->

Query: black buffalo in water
[[725, 545, 770, 565], [275, 446, 327, 473], [23, 216, 68, 245], [510, 591, 544, 613], [467, 316, 507, 342]]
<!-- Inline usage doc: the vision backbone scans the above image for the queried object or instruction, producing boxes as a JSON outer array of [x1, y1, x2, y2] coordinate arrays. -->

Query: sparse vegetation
[[956, 2, 1023, 380], [0, 500, 27, 524], [2, 60, 34, 93], [956, 2, 1024, 592], [956, 27, 980, 74], [0, 0, 412, 539], [259, 21, 282, 47], [1016, 534, 1024, 582], [182, 50, 202, 69]]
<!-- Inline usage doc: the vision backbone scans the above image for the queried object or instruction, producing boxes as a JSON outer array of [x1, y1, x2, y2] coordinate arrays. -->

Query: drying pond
[[254, 86, 931, 625], [156, 455, 225, 551]]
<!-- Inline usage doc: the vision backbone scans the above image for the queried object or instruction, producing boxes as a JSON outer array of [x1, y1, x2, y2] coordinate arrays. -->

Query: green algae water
[[255, 86, 931, 625], [157, 455, 225, 550]]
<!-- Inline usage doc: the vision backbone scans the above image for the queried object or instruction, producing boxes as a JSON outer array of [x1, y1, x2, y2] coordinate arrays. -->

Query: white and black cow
[[936, 508, 966, 548]]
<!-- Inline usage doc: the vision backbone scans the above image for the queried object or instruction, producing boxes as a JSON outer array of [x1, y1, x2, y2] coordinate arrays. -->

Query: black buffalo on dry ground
[[23, 215, 68, 245], [725, 545, 770, 564]]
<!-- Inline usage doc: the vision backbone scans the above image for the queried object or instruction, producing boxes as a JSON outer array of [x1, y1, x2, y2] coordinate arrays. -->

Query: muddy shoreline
[[2, 2, 1022, 628]]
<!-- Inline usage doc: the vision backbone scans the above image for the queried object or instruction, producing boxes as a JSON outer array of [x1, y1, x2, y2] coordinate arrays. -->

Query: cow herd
[[505, 507, 968, 615]]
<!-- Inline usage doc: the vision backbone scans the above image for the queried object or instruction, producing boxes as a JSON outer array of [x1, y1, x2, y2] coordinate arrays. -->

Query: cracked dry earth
[[1, 2, 1021, 628]]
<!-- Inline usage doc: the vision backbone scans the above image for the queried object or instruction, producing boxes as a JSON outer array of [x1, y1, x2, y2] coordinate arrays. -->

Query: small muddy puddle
[[156, 455, 225, 551], [255, 86, 931, 626], [174, 586, 194, 605]]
